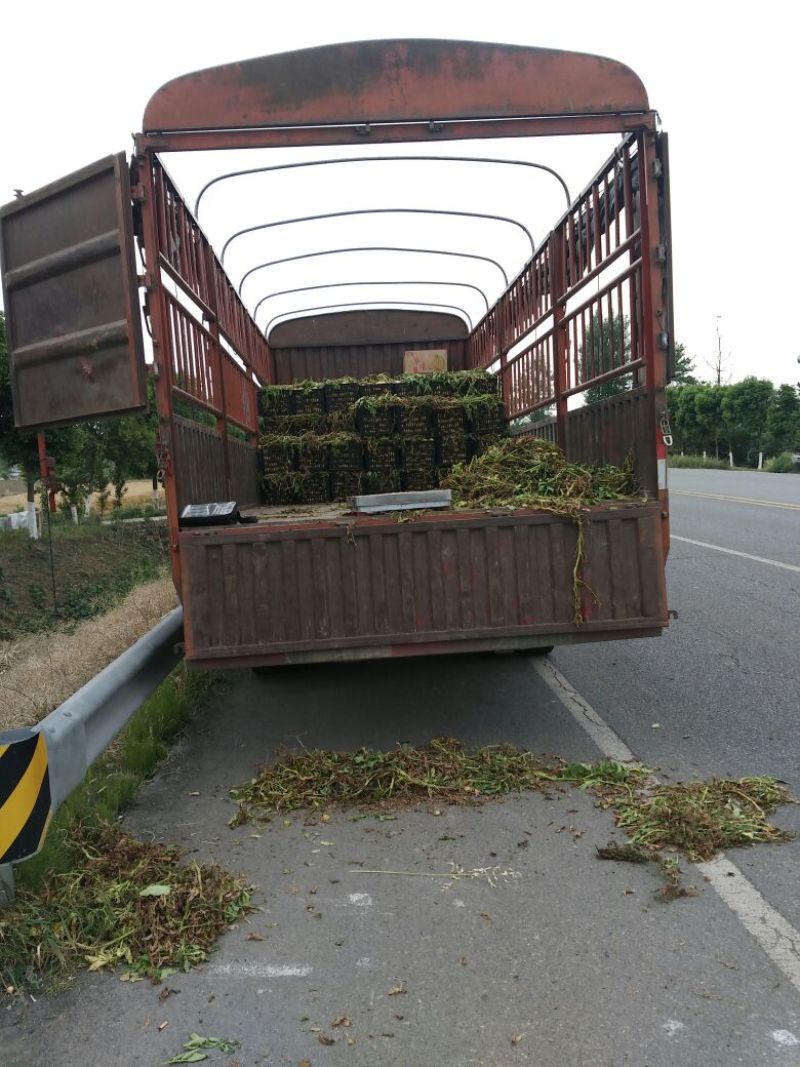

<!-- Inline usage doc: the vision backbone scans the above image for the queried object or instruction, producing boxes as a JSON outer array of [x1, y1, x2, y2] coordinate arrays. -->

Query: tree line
[[0, 312, 157, 512], [668, 354, 799, 466]]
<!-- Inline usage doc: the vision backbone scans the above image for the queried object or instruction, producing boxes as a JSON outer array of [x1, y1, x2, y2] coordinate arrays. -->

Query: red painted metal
[[179, 503, 666, 665], [143, 41, 648, 133], [0, 40, 671, 660], [138, 112, 656, 154], [0, 154, 146, 429]]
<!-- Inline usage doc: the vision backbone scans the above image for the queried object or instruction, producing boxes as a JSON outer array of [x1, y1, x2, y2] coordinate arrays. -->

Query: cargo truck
[[0, 39, 672, 668]]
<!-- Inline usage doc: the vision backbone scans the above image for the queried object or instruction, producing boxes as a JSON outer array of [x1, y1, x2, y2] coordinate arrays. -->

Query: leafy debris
[[0, 823, 252, 994]]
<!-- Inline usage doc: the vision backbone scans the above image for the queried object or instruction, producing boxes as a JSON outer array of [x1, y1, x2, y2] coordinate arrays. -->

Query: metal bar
[[562, 358, 644, 399], [221, 208, 535, 264], [239, 246, 509, 295], [38, 608, 184, 813], [265, 300, 473, 337], [137, 155, 183, 594], [195, 155, 571, 217], [137, 111, 656, 154], [254, 280, 491, 324], [560, 259, 642, 327], [555, 231, 640, 305]]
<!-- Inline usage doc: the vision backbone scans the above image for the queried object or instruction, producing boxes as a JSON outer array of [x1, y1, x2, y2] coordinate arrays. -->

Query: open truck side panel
[[1, 40, 672, 668]]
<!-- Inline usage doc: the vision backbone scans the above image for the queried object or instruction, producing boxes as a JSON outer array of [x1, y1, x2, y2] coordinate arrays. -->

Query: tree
[[581, 312, 632, 405], [764, 384, 800, 456], [671, 342, 698, 385], [721, 377, 774, 465], [705, 317, 733, 385], [693, 384, 726, 459], [668, 384, 705, 454]]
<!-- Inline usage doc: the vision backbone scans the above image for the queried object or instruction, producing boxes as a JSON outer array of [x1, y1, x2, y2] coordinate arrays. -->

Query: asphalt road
[[3, 467, 800, 1067]]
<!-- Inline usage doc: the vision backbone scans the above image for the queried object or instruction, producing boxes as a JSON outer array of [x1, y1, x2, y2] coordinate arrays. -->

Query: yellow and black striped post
[[0, 729, 52, 864]]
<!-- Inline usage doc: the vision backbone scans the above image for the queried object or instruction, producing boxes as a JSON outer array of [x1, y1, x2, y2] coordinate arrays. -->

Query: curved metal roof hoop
[[238, 245, 509, 296], [221, 208, 535, 264], [254, 280, 491, 330], [195, 156, 571, 217], [265, 300, 474, 339]]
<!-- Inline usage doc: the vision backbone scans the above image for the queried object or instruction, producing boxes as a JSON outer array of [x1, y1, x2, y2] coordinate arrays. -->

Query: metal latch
[[659, 412, 673, 447]]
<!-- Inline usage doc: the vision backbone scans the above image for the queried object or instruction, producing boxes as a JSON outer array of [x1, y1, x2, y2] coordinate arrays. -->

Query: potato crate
[[403, 468, 439, 492], [261, 437, 298, 474], [402, 437, 437, 469], [262, 473, 300, 505], [363, 468, 402, 494], [327, 435, 364, 471], [438, 435, 471, 466], [434, 404, 467, 436], [325, 380, 362, 413], [293, 384, 326, 414], [259, 385, 295, 418], [296, 472, 331, 504], [360, 381, 397, 399], [397, 402, 433, 436], [330, 470, 364, 501], [463, 375, 500, 396], [266, 413, 334, 436], [357, 404, 397, 436], [365, 436, 400, 469], [467, 399, 506, 435], [296, 436, 328, 472]]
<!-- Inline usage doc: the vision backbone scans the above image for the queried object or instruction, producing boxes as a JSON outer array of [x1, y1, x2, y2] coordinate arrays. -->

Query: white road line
[[672, 489, 800, 511], [207, 962, 312, 977], [534, 659, 636, 763], [697, 856, 800, 990], [534, 657, 800, 997], [672, 534, 800, 574]]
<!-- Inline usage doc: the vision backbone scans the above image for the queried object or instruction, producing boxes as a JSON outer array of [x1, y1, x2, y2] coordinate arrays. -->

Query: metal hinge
[[659, 411, 673, 447], [656, 243, 668, 264], [651, 158, 663, 178]]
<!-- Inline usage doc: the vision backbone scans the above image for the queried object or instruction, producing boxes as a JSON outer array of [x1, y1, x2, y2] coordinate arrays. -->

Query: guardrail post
[[0, 864, 14, 905]]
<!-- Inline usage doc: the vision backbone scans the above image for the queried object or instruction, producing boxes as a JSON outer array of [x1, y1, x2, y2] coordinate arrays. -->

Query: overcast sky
[[2, 0, 798, 385]]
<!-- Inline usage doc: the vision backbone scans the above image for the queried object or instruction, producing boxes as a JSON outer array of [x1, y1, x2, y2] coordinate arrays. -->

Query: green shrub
[[765, 452, 798, 473], [668, 454, 732, 470]]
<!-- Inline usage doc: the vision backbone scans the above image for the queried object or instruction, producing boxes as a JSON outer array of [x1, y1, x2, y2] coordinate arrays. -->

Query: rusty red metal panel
[[172, 416, 227, 512], [227, 435, 260, 508], [0, 154, 146, 429], [179, 504, 665, 663], [269, 309, 468, 348], [143, 41, 648, 134], [272, 340, 466, 383]]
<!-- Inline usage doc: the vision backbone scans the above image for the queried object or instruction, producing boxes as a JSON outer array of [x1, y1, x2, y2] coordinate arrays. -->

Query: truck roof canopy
[[143, 39, 649, 135]]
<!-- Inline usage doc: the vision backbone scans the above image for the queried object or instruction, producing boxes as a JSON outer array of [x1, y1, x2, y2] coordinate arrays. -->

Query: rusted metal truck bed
[[180, 502, 665, 667]]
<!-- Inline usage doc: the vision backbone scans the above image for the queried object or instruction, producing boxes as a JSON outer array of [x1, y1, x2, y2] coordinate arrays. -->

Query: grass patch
[[18, 666, 217, 886], [668, 454, 733, 469], [0, 823, 251, 993], [0, 519, 168, 640], [230, 740, 794, 871], [1, 666, 252, 994]]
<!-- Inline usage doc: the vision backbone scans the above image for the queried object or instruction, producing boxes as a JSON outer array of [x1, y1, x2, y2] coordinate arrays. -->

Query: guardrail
[[0, 607, 184, 904]]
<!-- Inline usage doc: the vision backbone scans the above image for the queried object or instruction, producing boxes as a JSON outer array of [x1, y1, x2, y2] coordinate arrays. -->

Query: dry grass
[[0, 479, 164, 516], [0, 575, 177, 731]]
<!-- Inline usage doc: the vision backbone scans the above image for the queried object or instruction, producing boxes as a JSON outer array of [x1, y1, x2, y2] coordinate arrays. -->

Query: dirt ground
[[0, 575, 177, 732]]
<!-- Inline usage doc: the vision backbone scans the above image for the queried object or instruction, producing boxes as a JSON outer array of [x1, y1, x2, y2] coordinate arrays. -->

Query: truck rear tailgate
[[180, 503, 666, 667]]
